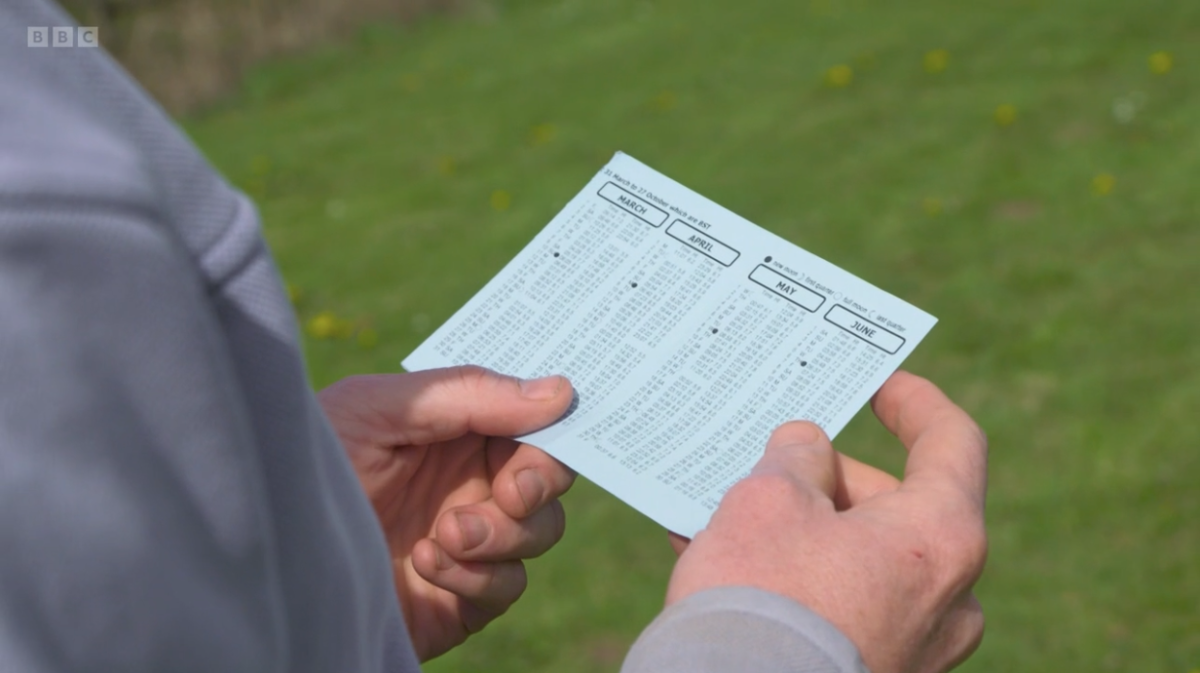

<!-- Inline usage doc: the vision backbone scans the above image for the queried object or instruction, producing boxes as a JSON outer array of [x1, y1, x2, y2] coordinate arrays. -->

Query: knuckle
[[960, 599, 986, 655], [454, 364, 494, 390], [959, 415, 989, 463], [949, 520, 988, 577], [497, 561, 528, 603], [974, 427, 988, 454], [927, 515, 987, 582], [966, 417, 988, 450], [474, 560, 526, 609], [716, 479, 759, 514], [963, 522, 989, 567], [797, 443, 837, 479]]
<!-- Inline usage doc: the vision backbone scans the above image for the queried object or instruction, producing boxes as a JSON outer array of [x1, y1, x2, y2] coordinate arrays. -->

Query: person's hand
[[667, 371, 988, 673], [317, 366, 576, 661]]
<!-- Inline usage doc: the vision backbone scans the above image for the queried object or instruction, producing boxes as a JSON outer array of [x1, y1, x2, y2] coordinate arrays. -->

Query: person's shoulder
[[0, 6, 159, 214], [0, 0, 249, 279]]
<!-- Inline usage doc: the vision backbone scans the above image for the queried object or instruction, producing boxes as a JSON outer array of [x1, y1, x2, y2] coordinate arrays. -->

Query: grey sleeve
[[0, 165, 290, 671], [1, 2, 423, 670], [622, 587, 871, 673], [1, 5, 420, 672]]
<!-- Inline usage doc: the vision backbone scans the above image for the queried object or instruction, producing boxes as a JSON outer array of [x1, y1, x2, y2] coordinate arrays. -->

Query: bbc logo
[[27, 27, 99, 48]]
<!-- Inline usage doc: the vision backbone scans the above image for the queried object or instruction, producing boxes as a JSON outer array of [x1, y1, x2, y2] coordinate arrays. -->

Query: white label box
[[749, 264, 825, 312], [666, 220, 740, 266], [824, 305, 905, 354], [598, 182, 668, 227]]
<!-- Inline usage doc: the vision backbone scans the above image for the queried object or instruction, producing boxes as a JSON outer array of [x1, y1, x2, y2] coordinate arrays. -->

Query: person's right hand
[[666, 371, 988, 673]]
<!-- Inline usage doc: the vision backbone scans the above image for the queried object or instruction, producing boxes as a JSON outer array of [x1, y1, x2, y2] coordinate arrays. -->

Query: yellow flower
[[306, 311, 338, 340], [825, 64, 853, 88], [357, 328, 379, 349], [922, 197, 943, 216], [1148, 51, 1173, 74], [529, 123, 558, 146], [437, 156, 456, 177], [306, 311, 356, 340], [490, 189, 512, 211], [994, 104, 1017, 127], [923, 49, 950, 74], [1091, 173, 1116, 196]]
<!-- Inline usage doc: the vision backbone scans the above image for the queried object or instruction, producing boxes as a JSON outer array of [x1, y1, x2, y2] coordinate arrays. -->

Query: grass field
[[184, 0, 1200, 670]]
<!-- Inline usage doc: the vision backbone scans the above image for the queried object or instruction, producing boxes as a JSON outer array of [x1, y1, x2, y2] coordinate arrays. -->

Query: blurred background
[[72, 0, 1198, 670]]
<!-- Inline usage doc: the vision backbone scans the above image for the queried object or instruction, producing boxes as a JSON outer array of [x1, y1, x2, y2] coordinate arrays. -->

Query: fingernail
[[515, 468, 546, 511], [433, 544, 456, 571], [791, 422, 822, 444], [455, 512, 490, 551], [519, 375, 563, 400]]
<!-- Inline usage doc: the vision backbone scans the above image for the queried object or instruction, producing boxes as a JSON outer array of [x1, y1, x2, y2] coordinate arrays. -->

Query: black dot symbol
[[631, 282, 638, 288], [711, 328, 719, 334], [553, 252, 560, 257], [764, 256, 773, 263], [800, 361, 808, 367]]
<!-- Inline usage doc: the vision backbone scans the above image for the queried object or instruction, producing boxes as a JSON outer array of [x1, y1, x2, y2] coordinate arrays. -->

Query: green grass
[[185, 0, 1200, 670]]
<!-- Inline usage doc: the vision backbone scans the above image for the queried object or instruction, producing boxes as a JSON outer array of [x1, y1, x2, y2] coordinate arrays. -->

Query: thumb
[[752, 421, 839, 503], [324, 366, 574, 445]]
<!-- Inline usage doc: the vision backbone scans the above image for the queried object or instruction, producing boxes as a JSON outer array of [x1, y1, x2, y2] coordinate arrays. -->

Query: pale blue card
[[404, 153, 936, 537]]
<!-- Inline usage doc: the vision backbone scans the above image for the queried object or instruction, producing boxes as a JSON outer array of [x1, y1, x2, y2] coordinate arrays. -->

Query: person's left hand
[[317, 366, 576, 661]]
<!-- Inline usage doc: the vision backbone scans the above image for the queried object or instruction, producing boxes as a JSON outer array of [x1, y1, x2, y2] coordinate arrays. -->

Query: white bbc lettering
[[78, 27, 99, 48], [52, 26, 74, 47], [28, 27, 49, 47]]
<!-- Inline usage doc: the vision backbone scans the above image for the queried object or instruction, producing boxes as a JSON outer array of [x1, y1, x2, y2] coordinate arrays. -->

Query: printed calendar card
[[403, 153, 936, 537]]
